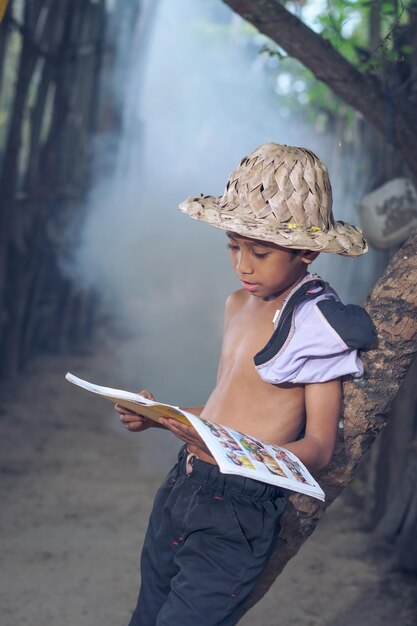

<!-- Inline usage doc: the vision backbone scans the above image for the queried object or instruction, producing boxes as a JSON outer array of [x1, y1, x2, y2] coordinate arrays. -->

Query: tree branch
[[222, 0, 417, 192], [223, 2, 392, 131]]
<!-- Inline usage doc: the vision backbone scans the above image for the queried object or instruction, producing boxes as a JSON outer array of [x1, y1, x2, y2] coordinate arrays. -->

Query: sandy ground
[[1, 349, 416, 626]]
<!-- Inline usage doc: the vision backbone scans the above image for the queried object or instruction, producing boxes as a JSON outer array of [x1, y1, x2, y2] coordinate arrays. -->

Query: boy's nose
[[236, 251, 253, 275]]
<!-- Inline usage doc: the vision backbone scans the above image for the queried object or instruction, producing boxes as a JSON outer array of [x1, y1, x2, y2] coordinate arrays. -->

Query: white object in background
[[357, 178, 417, 249]]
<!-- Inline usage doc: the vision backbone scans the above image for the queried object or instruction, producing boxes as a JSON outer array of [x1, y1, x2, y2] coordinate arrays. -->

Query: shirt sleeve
[[255, 299, 367, 385]]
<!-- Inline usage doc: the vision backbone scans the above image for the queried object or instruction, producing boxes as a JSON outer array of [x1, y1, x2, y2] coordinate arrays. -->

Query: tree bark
[[247, 230, 417, 609], [221, 0, 417, 189], [368, 356, 417, 570]]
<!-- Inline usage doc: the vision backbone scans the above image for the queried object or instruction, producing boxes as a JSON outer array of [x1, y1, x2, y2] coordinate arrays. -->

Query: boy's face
[[226, 232, 316, 300]]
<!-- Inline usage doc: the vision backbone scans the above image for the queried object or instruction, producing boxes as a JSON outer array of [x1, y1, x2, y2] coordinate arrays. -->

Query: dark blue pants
[[128, 446, 286, 626]]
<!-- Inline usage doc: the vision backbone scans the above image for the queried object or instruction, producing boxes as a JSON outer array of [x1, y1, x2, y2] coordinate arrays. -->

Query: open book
[[66, 372, 325, 501]]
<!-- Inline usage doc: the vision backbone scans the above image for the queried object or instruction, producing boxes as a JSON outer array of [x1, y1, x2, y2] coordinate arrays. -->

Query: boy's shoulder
[[253, 274, 376, 385], [296, 276, 376, 350], [224, 288, 249, 319], [225, 288, 247, 306]]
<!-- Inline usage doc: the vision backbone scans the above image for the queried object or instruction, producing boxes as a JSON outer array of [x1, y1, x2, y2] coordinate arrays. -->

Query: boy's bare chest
[[207, 298, 305, 440], [220, 305, 276, 372]]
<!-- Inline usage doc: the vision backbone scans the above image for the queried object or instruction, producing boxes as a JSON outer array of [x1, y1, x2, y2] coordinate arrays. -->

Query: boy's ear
[[299, 250, 320, 265]]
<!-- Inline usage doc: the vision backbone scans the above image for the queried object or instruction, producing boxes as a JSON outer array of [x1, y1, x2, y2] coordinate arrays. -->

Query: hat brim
[[180, 195, 368, 257]]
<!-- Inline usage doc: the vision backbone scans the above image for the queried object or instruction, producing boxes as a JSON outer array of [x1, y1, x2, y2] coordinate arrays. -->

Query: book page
[[265, 443, 321, 489], [66, 373, 324, 500], [184, 413, 325, 501], [65, 373, 191, 425]]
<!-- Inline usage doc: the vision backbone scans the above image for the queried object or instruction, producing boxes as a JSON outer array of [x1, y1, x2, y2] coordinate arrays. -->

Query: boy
[[117, 144, 375, 626]]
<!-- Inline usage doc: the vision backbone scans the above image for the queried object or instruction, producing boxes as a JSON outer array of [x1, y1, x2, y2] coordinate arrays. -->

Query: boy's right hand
[[115, 389, 155, 432]]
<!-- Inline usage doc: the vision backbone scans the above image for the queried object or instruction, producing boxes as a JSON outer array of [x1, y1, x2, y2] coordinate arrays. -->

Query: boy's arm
[[283, 378, 342, 473]]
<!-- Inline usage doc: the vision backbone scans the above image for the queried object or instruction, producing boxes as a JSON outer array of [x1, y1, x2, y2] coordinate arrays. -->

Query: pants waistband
[[177, 445, 285, 501]]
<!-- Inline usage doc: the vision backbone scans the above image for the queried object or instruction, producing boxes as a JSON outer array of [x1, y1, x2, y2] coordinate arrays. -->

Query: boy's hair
[[180, 143, 367, 257]]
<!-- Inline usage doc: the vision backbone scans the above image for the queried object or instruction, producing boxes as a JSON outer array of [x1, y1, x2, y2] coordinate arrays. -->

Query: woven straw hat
[[179, 143, 367, 256]]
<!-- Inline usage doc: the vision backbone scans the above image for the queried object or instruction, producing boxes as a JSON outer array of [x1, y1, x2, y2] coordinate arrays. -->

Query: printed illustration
[[272, 448, 309, 484], [237, 434, 287, 477], [225, 451, 255, 469]]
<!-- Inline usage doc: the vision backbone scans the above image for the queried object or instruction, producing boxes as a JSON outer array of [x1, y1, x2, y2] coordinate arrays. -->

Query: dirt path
[[0, 351, 416, 626]]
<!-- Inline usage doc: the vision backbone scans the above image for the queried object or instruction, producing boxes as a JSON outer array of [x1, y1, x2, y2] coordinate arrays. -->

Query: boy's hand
[[159, 418, 212, 456], [115, 389, 155, 432]]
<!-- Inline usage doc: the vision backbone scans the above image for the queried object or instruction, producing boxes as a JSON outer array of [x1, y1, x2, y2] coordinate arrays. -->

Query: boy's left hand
[[159, 418, 212, 456]]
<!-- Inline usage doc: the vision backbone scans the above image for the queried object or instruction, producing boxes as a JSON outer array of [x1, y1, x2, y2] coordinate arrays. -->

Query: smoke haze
[[70, 0, 383, 409]]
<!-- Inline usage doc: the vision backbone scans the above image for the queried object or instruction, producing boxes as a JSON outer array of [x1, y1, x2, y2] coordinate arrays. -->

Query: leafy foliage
[[235, 0, 416, 134]]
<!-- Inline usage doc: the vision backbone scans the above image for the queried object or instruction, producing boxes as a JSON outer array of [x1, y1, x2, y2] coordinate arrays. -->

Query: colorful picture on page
[[219, 438, 242, 452], [200, 420, 255, 468], [272, 447, 309, 484], [235, 434, 287, 477], [200, 419, 230, 439], [225, 451, 255, 469]]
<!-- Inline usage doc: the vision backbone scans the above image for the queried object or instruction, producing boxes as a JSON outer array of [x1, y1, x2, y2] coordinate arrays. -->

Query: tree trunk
[[247, 230, 417, 609], [0, 0, 49, 198], [370, 357, 417, 570]]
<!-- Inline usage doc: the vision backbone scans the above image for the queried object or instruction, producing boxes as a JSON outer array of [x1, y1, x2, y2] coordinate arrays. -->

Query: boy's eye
[[226, 243, 239, 251], [253, 251, 269, 259]]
